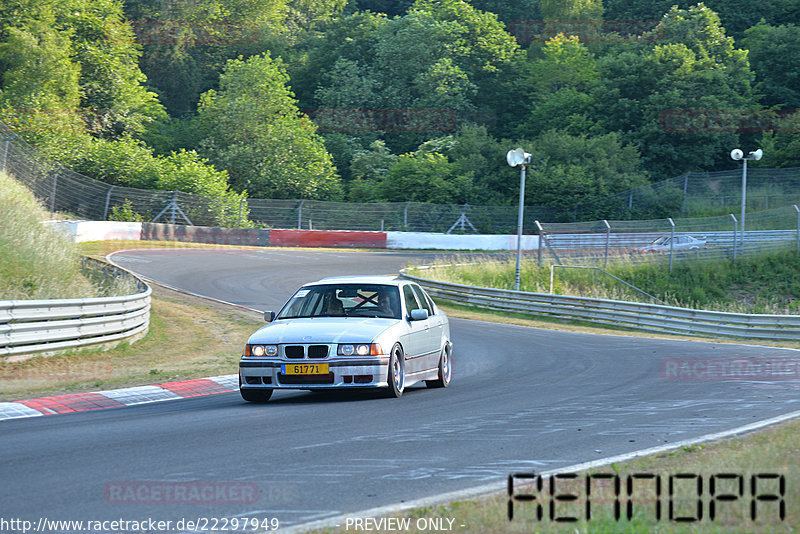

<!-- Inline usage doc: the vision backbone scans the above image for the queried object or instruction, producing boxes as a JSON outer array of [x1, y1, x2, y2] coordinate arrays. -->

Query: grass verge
[[0, 283, 261, 401], [311, 417, 800, 533], [0, 172, 98, 299], [436, 300, 800, 349], [409, 249, 800, 314]]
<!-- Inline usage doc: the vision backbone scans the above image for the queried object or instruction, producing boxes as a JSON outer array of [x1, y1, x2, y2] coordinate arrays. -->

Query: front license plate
[[281, 363, 329, 375]]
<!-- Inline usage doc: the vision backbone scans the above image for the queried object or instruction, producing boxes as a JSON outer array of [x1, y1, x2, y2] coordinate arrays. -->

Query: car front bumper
[[239, 356, 391, 390]]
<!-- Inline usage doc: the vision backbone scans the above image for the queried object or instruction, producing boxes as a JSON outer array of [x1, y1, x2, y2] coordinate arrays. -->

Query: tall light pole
[[506, 147, 531, 291], [730, 148, 763, 246]]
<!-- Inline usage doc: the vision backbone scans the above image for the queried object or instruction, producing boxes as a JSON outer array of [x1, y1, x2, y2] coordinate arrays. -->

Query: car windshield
[[651, 236, 669, 245], [277, 284, 401, 319]]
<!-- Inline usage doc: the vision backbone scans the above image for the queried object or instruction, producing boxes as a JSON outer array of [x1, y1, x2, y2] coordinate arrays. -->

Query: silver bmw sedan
[[239, 275, 452, 402]]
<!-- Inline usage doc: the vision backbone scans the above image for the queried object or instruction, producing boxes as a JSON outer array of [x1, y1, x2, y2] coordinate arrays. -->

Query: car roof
[[304, 275, 404, 287]]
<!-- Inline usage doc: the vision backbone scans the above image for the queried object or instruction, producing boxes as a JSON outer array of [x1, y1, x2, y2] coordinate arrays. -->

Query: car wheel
[[239, 376, 273, 403], [387, 343, 405, 398], [426, 344, 451, 389]]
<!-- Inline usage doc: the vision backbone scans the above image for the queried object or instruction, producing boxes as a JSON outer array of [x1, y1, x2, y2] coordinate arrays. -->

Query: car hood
[[247, 317, 398, 344]]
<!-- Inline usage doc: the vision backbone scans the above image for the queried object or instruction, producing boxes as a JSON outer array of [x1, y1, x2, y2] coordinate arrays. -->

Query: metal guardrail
[[400, 270, 800, 342], [0, 262, 151, 357]]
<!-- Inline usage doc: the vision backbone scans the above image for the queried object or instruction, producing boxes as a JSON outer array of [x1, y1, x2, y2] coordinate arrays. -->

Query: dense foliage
[[1, 0, 799, 221]]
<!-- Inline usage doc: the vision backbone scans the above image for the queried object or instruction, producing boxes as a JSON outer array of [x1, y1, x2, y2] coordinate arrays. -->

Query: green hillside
[[1, 0, 799, 221], [0, 171, 97, 299]]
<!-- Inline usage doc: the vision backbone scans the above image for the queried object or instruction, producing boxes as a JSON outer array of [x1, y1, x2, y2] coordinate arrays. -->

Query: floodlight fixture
[[730, 148, 764, 246], [506, 148, 531, 167], [506, 147, 531, 290]]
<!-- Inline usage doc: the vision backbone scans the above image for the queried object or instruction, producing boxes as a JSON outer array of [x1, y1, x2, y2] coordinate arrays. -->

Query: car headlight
[[246, 344, 278, 357], [338, 343, 382, 356]]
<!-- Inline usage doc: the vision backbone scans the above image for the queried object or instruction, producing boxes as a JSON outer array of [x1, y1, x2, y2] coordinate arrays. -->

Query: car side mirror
[[264, 311, 276, 322], [409, 309, 428, 321]]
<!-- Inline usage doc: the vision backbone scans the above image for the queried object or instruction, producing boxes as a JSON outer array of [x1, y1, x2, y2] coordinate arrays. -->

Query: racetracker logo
[[131, 20, 262, 45], [304, 108, 461, 133], [660, 109, 800, 133], [506, 19, 662, 43], [104, 481, 258, 505], [0, 360, 112, 381], [661, 358, 800, 381]]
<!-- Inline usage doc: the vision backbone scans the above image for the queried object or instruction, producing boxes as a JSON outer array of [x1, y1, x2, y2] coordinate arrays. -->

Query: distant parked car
[[239, 275, 452, 402], [637, 235, 707, 253]]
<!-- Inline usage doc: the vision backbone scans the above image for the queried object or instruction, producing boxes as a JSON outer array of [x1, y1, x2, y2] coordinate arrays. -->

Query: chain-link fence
[[248, 198, 559, 233], [608, 167, 800, 219], [3, 119, 800, 236], [534, 204, 800, 268], [0, 123, 248, 227]]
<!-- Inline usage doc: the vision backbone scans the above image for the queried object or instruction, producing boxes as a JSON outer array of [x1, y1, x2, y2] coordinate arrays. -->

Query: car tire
[[387, 343, 405, 398], [426, 344, 452, 389], [239, 376, 273, 403]]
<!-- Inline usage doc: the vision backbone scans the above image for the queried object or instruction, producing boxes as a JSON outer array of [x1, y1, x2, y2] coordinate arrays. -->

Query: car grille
[[308, 345, 328, 358], [284, 345, 304, 358], [278, 373, 334, 385], [283, 345, 329, 359]]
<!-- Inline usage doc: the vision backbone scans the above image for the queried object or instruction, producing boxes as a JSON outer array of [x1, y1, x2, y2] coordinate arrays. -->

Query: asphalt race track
[[2, 248, 800, 530]]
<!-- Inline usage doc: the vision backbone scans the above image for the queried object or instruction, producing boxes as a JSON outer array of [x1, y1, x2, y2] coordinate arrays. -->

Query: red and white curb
[[0, 374, 238, 421]]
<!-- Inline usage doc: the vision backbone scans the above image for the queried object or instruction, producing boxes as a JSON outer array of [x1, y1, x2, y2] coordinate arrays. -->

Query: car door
[[400, 284, 429, 375], [411, 284, 442, 371]]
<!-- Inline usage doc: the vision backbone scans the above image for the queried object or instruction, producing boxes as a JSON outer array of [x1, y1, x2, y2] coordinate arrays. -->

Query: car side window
[[411, 285, 433, 315], [403, 285, 421, 314], [424, 292, 436, 315]]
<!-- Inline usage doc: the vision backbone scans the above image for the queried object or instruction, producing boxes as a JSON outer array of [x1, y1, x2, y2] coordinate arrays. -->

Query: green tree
[[0, 0, 165, 138], [380, 153, 473, 203], [603, 0, 798, 38], [0, 20, 80, 112], [287, 0, 347, 31], [439, 125, 509, 204], [516, 33, 600, 136], [63, 0, 165, 138], [593, 4, 756, 177], [289, 11, 388, 107], [520, 130, 649, 219], [371, 0, 520, 150], [469, 0, 541, 27], [125, 0, 292, 115], [539, 0, 603, 42], [742, 22, 800, 109], [347, 140, 399, 201], [352, 0, 413, 16], [195, 53, 341, 199]]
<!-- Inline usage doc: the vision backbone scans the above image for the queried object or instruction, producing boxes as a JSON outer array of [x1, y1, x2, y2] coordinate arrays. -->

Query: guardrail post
[[667, 217, 675, 273], [403, 202, 410, 229], [730, 213, 738, 261], [603, 219, 611, 269]]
